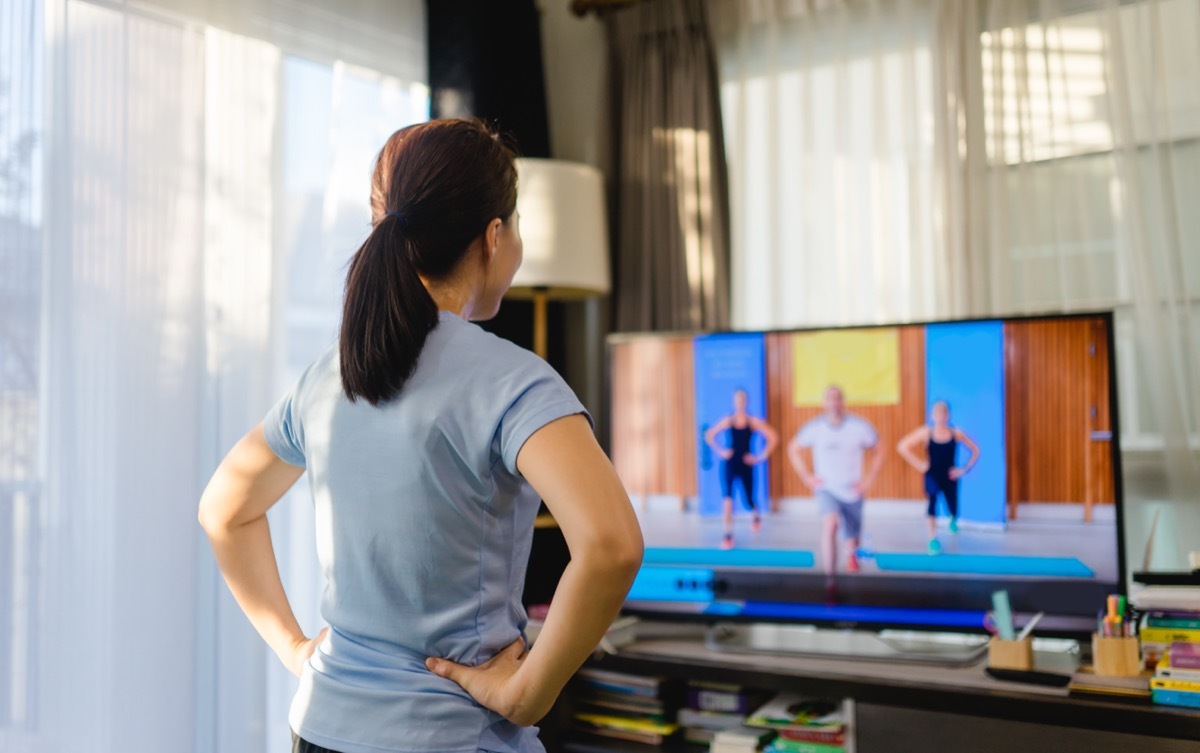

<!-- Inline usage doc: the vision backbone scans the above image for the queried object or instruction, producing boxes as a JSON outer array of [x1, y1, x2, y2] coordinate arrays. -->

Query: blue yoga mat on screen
[[643, 547, 815, 569], [693, 334, 768, 516], [924, 321, 1007, 526], [872, 552, 1094, 578]]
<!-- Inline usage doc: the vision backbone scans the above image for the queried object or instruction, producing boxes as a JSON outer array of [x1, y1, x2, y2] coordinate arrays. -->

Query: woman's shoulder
[[433, 314, 561, 384]]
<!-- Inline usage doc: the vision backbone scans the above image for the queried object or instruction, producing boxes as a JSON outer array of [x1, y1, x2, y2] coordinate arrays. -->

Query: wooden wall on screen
[[609, 337, 697, 500], [1004, 317, 1114, 518], [764, 327, 927, 507]]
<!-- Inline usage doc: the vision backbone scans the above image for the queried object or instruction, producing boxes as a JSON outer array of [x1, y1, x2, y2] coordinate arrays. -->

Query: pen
[[1016, 612, 1045, 641]]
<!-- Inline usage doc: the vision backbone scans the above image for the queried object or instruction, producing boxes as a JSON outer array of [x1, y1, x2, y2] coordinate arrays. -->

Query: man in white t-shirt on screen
[[787, 385, 886, 574]]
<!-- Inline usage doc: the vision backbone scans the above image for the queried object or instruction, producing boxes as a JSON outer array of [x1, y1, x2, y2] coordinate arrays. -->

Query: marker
[[991, 590, 1016, 640]]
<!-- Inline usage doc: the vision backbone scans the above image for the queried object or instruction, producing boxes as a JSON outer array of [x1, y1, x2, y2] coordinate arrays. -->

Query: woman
[[704, 389, 778, 549], [897, 400, 980, 554], [198, 120, 643, 753]]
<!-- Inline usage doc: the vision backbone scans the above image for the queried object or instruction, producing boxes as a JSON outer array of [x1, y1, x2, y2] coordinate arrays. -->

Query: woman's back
[[265, 311, 584, 753]]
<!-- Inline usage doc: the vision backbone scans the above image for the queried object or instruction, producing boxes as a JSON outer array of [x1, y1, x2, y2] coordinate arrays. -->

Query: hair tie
[[386, 210, 409, 228]]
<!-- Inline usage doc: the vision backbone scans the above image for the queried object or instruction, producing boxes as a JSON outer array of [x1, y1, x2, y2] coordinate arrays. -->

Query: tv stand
[[705, 622, 993, 666]]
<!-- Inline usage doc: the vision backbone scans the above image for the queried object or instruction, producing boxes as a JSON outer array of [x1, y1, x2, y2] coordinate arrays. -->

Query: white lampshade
[[507, 158, 610, 299]]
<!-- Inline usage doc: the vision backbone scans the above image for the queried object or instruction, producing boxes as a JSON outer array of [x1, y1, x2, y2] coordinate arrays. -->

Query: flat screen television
[[608, 312, 1124, 637]]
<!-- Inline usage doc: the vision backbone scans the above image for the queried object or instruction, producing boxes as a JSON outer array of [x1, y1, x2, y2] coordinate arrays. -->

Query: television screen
[[609, 313, 1124, 633]]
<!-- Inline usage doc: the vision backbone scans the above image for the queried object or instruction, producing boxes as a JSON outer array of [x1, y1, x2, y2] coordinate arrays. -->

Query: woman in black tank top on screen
[[704, 389, 779, 550], [897, 401, 981, 554]]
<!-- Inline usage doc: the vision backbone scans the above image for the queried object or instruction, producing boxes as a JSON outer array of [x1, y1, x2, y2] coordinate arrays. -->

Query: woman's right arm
[[704, 417, 733, 458], [427, 413, 643, 726], [896, 426, 930, 473]]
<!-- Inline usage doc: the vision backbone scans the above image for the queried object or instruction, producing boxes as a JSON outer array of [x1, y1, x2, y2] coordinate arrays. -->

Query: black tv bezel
[[605, 310, 1127, 638]]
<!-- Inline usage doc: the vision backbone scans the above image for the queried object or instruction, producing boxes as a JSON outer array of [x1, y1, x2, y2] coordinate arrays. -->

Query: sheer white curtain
[[715, 0, 1199, 568], [0, 2, 426, 752]]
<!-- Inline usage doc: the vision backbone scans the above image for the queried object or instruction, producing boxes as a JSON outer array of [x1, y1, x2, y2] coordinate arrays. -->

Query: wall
[[536, 1, 613, 434]]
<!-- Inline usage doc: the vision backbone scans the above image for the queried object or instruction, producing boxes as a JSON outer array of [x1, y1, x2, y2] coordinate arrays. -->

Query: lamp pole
[[532, 286, 550, 359]]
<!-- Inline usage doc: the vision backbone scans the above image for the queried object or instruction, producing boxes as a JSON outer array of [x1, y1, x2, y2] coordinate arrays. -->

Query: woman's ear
[[482, 218, 503, 265]]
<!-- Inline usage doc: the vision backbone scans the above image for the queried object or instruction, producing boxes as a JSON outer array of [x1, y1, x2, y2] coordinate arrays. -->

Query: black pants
[[293, 732, 341, 753], [924, 473, 959, 518], [720, 460, 756, 511]]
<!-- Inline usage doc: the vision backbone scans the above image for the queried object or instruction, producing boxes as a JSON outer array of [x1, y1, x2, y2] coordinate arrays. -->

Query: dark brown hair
[[339, 119, 518, 405]]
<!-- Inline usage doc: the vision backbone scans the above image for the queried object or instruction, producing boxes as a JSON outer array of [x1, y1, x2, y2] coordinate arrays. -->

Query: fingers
[[501, 637, 526, 658], [425, 656, 468, 685]]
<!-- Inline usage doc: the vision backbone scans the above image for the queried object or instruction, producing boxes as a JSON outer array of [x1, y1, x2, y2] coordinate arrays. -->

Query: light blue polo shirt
[[262, 311, 587, 753]]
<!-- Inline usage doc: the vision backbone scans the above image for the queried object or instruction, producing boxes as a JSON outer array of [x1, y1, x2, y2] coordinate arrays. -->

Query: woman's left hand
[[949, 467, 966, 480], [427, 639, 544, 725], [284, 627, 329, 677]]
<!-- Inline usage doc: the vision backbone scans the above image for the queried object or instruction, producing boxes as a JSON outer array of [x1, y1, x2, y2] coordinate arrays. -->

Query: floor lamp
[[506, 158, 610, 360]]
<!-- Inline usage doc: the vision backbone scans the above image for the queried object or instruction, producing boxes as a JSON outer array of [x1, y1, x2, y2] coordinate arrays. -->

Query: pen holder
[[1092, 634, 1141, 677], [988, 636, 1034, 671]]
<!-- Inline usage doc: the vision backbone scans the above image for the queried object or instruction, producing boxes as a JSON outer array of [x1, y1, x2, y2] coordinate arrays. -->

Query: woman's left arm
[[198, 425, 325, 676], [955, 429, 981, 473], [748, 416, 779, 463]]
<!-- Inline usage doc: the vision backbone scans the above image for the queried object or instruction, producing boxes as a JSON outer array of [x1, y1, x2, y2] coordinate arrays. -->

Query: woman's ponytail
[[338, 119, 518, 405], [339, 215, 438, 406]]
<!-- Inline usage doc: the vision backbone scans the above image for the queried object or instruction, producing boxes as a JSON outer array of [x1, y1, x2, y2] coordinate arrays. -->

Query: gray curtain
[[607, 0, 731, 332]]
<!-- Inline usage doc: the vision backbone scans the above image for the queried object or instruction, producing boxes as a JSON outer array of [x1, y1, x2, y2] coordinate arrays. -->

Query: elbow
[[613, 531, 644, 577], [197, 489, 233, 537], [579, 525, 643, 580]]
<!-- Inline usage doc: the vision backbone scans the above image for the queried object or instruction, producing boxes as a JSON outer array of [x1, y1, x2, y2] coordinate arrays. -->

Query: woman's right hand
[[718, 448, 734, 461], [427, 639, 546, 726]]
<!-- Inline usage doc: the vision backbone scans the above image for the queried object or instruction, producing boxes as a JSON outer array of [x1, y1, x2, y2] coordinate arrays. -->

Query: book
[[683, 726, 718, 745], [577, 668, 662, 691], [576, 697, 667, 721], [1139, 626, 1200, 644], [687, 681, 770, 714], [1155, 656, 1200, 682], [1151, 676, 1200, 693], [712, 725, 777, 753], [765, 739, 845, 753], [777, 728, 846, 746], [676, 707, 746, 731], [572, 712, 678, 745], [576, 688, 664, 712], [1169, 642, 1200, 669], [1152, 687, 1200, 709], [1068, 666, 1151, 698], [1146, 614, 1200, 630], [1130, 586, 1200, 613], [746, 694, 846, 734]]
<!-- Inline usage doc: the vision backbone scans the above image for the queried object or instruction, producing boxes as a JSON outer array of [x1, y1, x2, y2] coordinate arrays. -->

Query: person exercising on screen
[[897, 400, 981, 554], [787, 385, 885, 574], [705, 389, 779, 550]]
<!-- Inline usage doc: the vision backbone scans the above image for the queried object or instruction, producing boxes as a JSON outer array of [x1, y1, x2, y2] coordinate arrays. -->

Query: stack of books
[[1150, 632, 1200, 709], [1067, 667, 1150, 699], [677, 682, 770, 746], [1141, 610, 1200, 674], [571, 668, 678, 746], [744, 694, 850, 753], [1131, 585, 1200, 669]]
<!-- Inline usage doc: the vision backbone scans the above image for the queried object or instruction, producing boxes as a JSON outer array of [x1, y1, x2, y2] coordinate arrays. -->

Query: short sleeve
[[795, 421, 817, 448], [497, 363, 590, 476], [262, 385, 307, 468], [859, 418, 879, 449]]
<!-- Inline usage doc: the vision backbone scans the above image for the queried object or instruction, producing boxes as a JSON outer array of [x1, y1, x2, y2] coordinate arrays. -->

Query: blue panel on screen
[[924, 322, 1007, 525], [873, 552, 1094, 578], [626, 566, 715, 602], [644, 547, 815, 569], [738, 601, 988, 628], [693, 334, 768, 516]]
